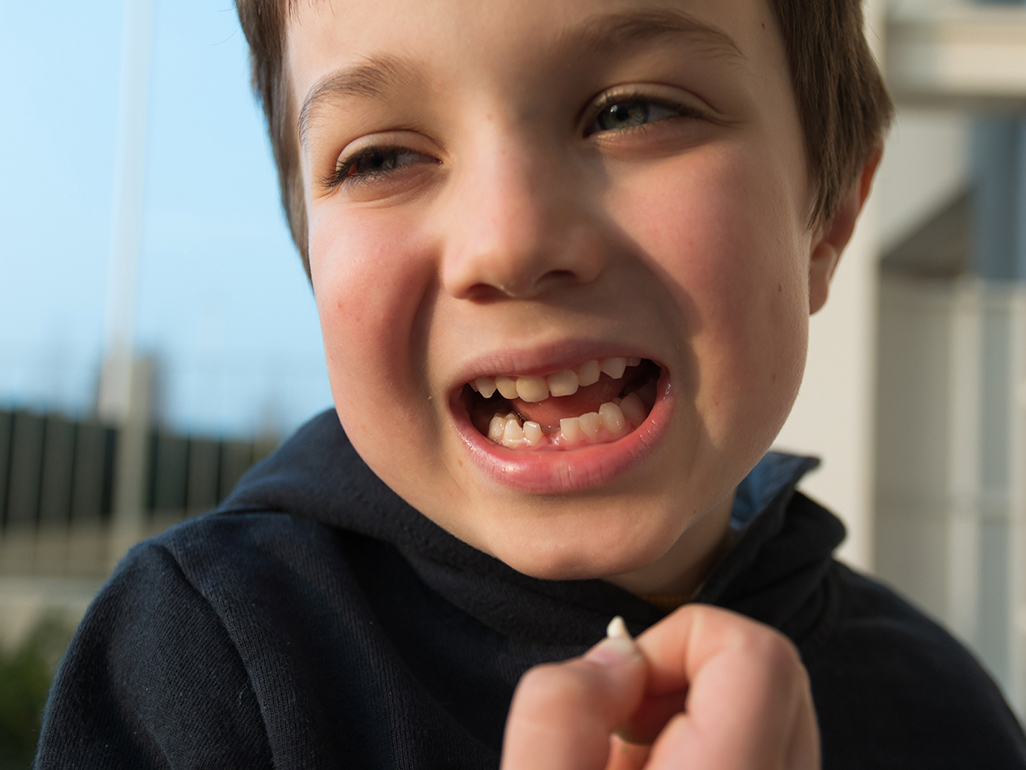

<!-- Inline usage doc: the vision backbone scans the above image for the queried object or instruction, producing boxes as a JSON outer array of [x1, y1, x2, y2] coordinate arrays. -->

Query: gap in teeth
[[488, 393, 647, 449], [470, 357, 643, 403]]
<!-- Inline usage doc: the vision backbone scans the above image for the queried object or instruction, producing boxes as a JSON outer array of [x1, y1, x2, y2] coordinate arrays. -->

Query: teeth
[[578, 412, 601, 440], [475, 377, 497, 398], [546, 369, 579, 397], [495, 376, 519, 399], [600, 357, 627, 379], [488, 414, 507, 442], [619, 392, 647, 426], [471, 358, 646, 403], [560, 417, 581, 442], [487, 396, 649, 448], [503, 419, 525, 446], [515, 375, 548, 403], [599, 402, 626, 435], [576, 360, 601, 387]]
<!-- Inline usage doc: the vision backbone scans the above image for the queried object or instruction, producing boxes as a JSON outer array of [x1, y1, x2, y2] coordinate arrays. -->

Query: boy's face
[[288, 0, 833, 588]]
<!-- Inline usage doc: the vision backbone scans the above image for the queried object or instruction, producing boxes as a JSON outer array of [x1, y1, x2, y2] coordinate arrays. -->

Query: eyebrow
[[299, 55, 422, 148], [557, 7, 745, 61], [297, 7, 745, 146]]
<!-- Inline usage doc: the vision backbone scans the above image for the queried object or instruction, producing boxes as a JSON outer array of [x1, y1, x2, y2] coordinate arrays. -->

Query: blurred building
[[777, 0, 1026, 716]]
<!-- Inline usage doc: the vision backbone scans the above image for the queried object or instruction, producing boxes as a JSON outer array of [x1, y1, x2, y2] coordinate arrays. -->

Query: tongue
[[513, 377, 624, 430]]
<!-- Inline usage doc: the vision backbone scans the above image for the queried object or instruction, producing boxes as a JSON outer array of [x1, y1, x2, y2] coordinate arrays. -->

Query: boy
[[35, 0, 1026, 767]]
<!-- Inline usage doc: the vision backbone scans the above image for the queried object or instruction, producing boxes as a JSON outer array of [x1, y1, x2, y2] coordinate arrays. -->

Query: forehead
[[285, 0, 788, 112]]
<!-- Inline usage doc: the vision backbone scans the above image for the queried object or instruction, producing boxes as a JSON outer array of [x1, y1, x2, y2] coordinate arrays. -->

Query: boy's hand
[[500, 605, 820, 770]]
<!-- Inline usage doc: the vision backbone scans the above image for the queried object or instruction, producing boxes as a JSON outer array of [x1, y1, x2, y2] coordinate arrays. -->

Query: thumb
[[501, 629, 647, 770]]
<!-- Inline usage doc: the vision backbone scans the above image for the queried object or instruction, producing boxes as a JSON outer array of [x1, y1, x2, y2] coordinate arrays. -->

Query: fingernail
[[585, 617, 638, 666]]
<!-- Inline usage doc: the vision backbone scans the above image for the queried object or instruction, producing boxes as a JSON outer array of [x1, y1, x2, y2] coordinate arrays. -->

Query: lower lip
[[453, 370, 675, 495]]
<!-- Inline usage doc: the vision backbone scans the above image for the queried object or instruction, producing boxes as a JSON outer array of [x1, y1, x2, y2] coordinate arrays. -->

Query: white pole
[[98, 0, 155, 424], [100, 0, 156, 566]]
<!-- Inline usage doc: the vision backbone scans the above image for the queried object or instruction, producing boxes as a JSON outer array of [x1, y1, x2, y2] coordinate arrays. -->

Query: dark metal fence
[[0, 408, 277, 577]]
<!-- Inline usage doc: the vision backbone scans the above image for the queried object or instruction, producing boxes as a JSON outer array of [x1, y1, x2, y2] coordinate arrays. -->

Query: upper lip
[[447, 340, 661, 397]]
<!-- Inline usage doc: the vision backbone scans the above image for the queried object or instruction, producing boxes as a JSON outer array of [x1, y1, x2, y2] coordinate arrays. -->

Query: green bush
[[0, 617, 73, 770]]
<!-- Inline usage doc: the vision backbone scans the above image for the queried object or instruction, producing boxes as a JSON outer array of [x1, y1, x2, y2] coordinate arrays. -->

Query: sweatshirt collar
[[224, 410, 844, 644]]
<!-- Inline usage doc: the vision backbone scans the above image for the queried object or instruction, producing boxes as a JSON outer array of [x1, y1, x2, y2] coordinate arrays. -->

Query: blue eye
[[329, 145, 435, 189], [587, 98, 687, 136], [596, 101, 651, 131]]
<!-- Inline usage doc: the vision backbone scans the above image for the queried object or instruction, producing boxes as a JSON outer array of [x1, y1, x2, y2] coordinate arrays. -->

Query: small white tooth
[[619, 393, 646, 426], [579, 412, 601, 440], [577, 359, 601, 387], [488, 414, 507, 442], [600, 357, 627, 379], [599, 402, 626, 435], [515, 375, 549, 403], [503, 419, 525, 447], [496, 376, 518, 399], [523, 421, 543, 444], [546, 369, 579, 397], [475, 376, 497, 398], [627, 357, 641, 367], [505, 412, 519, 422], [469, 380, 479, 393], [560, 417, 581, 443]]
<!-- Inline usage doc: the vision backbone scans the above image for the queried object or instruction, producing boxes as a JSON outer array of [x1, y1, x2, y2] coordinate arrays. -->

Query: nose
[[439, 140, 606, 300]]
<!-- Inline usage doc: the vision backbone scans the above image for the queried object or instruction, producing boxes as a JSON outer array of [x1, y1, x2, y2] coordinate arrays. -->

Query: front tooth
[[599, 402, 626, 434], [600, 357, 627, 379], [560, 417, 581, 443], [547, 369, 579, 397], [523, 421, 543, 444], [579, 412, 601, 440], [503, 419, 525, 446], [488, 414, 507, 442], [496, 376, 519, 399], [515, 375, 549, 403], [475, 377, 497, 398], [577, 360, 601, 387], [619, 393, 646, 426]]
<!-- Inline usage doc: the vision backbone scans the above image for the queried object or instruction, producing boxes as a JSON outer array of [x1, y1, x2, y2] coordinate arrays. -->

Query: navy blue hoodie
[[35, 410, 1026, 768]]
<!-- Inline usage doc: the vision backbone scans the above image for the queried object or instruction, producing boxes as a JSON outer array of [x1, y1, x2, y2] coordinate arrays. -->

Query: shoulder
[[36, 524, 276, 768], [36, 511, 359, 769], [807, 561, 1026, 769]]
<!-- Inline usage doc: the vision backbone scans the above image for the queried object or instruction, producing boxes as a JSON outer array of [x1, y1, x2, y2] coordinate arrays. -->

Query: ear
[[808, 146, 883, 314]]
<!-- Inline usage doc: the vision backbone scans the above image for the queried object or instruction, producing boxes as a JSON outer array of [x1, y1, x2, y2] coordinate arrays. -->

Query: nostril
[[464, 283, 505, 301], [543, 269, 578, 284]]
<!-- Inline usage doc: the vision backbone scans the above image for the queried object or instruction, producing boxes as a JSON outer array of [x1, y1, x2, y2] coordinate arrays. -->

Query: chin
[[469, 500, 688, 583]]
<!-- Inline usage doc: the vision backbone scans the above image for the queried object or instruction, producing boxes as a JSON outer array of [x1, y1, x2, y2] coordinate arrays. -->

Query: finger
[[604, 734, 650, 770], [785, 670, 821, 770], [614, 690, 687, 745], [501, 635, 646, 770], [632, 605, 819, 769]]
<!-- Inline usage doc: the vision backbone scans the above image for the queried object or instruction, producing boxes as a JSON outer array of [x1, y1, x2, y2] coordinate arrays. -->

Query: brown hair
[[236, 0, 894, 276]]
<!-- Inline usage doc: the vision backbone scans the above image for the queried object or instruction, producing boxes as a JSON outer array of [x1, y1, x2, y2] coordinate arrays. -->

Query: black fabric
[[36, 410, 1026, 768]]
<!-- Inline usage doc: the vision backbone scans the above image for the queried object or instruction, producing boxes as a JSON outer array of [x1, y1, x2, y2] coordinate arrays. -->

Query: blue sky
[[0, 1, 332, 435]]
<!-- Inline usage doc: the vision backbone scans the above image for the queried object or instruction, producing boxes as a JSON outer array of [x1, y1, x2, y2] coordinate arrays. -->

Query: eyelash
[[584, 92, 702, 137], [324, 93, 701, 191], [323, 145, 435, 191]]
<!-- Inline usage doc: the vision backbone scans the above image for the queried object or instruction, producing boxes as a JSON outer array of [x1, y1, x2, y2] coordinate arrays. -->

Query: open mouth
[[460, 357, 661, 450]]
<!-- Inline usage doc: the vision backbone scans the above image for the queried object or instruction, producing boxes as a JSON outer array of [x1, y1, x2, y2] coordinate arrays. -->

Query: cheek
[[611, 148, 809, 427], [308, 208, 434, 424]]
